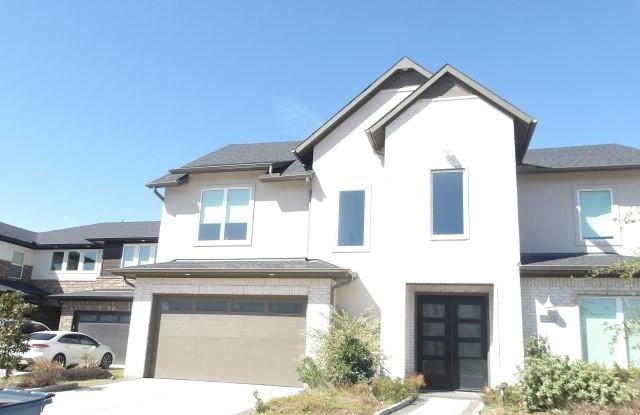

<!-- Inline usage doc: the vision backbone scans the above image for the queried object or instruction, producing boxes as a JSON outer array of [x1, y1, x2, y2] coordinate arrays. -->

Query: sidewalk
[[396, 391, 482, 415]]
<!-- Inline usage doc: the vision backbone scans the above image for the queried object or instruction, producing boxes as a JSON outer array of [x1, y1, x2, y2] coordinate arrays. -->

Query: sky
[[0, 1, 638, 231]]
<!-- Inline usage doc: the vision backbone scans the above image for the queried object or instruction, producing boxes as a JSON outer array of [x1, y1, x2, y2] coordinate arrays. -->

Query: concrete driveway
[[43, 378, 300, 415]]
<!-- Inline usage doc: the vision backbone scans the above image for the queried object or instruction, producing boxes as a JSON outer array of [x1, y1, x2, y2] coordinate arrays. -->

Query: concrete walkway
[[42, 378, 300, 415], [397, 391, 482, 415]]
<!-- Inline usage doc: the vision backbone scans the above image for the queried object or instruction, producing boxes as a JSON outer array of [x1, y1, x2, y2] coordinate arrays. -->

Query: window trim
[[333, 185, 371, 253], [195, 185, 255, 246], [49, 249, 101, 274], [121, 243, 157, 268], [9, 250, 25, 279], [430, 169, 469, 241], [573, 186, 621, 247]]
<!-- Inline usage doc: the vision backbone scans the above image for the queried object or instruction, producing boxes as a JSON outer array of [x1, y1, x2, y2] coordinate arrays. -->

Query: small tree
[[0, 292, 37, 379]]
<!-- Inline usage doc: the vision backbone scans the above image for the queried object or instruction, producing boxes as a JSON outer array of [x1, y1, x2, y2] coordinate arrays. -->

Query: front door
[[417, 295, 488, 390]]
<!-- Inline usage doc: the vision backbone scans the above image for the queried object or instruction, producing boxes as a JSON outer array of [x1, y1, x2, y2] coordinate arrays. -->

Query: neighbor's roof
[[48, 289, 134, 301], [520, 144, 640, 173], [147, 141, 310, 188], [520, 253, 636, 273], [0, 221, 160, 248], [112, 258, 355, 280], [366, 64, 537, 162], [0, 279, 49, 299]]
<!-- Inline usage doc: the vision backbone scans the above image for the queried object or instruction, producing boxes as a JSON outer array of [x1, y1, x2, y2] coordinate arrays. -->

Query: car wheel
[[100, 353, 113, 369], [53, 353, 66, 368]]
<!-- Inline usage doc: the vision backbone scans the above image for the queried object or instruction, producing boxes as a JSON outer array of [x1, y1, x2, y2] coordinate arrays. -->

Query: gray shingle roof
[[522, 144, 640, 171], [112, 258, 353, 279], [520, 253, 636, 272], [148, 140, 306, 187], [48, 289, 134, 301], [0, 221, 160, 247]]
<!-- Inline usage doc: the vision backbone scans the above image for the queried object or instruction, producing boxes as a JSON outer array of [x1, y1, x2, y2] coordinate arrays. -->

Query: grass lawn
[[256, 386, 392, 415]]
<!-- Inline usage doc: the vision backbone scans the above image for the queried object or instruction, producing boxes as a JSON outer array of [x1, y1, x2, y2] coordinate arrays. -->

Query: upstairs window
[[50, 250, 99, 272], [337, 190, 366, 247], [431, 170, 466, 238], [122, 244, 157, 267], [577, 189, 614, 240], [10, 251, 24, 279], [198, 187, 253, 243]]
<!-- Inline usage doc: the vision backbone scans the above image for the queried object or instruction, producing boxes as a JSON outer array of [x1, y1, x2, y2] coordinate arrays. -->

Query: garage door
[[74, 312, 130, 365], [150, 296, 307, 386]]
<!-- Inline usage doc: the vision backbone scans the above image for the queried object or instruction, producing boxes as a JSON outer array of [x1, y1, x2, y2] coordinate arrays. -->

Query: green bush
[[308, 307, 382, 386], [297, 357, 325, 388], [524, 335, 550, 358], [483, 384, 522, 410], [517, 353, 634, 410], [372, 374, 425, 403]]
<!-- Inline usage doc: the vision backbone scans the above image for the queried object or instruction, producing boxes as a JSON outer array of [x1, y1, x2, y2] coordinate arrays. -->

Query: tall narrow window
[[198, 187, 253, 242], [337, 190, 365, 246], [66, 251, 80, 271], [10, 251, 24, 279], [578, 189, 614, 240], [50, 251, 64, 271], [432, 170, 465, 236]]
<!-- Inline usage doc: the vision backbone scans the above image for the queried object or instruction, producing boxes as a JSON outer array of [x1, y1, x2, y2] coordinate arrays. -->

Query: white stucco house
[[10, 56, 628, 391]]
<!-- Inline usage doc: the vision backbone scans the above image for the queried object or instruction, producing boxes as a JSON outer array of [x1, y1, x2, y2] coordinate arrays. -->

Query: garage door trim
[[71, 310, 131, 332], [144, 294, 308, 378]]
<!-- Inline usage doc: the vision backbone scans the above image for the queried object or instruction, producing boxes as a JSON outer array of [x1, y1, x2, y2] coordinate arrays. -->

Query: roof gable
[[366, 64, 537, 162], [293, 57, 432, 165]]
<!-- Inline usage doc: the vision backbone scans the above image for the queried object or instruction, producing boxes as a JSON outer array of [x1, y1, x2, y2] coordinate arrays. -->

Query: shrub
[[517, 352, 634, 410], [59, 366, 112, 381], [524, 335, 550, 358], [483, 384, 522, 410], [0, 292, 37, 378], [253, 390, 266, 413], [310, 307, 382, 386], [297, 356, 325, 388], [371, 374, 425, 403], [16, 360, 63, 388]]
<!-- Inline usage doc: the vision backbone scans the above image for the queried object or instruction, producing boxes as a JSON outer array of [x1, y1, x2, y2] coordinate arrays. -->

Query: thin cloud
[[273, 97, 322, 136]]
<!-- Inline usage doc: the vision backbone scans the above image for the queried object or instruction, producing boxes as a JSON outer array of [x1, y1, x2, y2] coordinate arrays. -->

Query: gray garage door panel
[[76, 313, 130, 365], [152, 299, 306, 387]]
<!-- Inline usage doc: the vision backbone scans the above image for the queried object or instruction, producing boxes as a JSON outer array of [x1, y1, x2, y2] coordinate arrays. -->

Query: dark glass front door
[[417, 295, 488, 390]]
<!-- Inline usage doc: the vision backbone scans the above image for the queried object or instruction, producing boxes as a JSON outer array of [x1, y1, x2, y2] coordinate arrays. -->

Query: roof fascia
[[293, 57, 432, 165]]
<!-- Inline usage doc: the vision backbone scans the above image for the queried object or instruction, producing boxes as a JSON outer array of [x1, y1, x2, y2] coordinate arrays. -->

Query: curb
[[373, 395, 417, 415], [28, 382, 78, 393], [472, 402, 484, 415]]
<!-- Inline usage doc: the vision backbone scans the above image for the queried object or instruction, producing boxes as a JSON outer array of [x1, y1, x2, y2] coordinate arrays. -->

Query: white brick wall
[[521, 276, 640, 361], [124, 277, 332, 378]]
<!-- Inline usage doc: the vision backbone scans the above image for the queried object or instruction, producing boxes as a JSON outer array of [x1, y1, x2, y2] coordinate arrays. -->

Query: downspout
[[123, 275, 135, 288], [152, 187, 164, 202], [330, 272, 356, 305]]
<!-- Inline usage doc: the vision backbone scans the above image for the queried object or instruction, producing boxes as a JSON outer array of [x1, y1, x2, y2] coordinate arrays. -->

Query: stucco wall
[[124, 277, 332, 378], [157, 171, 310, 262], [518, 170, 640, 255]]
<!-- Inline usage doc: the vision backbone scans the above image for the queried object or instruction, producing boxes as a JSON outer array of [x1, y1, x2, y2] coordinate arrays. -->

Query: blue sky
[[1, 1, 638, 231]]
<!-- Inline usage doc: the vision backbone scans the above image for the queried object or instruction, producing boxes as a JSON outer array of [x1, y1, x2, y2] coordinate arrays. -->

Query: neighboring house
[[0, 221, 159, 364]]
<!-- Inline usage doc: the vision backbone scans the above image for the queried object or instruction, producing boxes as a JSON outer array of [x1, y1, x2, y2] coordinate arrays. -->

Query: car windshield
[[29, 333, 56, 341]]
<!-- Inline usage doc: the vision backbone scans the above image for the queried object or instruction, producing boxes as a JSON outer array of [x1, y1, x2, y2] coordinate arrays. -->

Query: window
[[66, 251, 80, 271], [121, 244, 157, 267], [30, 333, 56, 341], [198, 187, 253, 242], [337, 190, 366, 247], [580, 296, 640, 368], [82, 251, 97, 271], [431, 170, 466, 237], [9, 251, 24, 279], [50, 250, 100, 272], [50, 251, 64, 271], [577, 189, 615, 240]]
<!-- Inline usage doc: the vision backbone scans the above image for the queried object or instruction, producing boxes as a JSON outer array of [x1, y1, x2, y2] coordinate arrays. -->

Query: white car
[[21, 331, 115, 369]]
